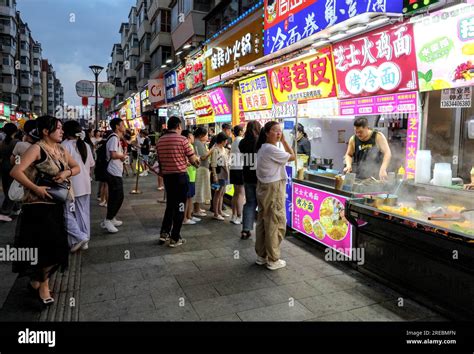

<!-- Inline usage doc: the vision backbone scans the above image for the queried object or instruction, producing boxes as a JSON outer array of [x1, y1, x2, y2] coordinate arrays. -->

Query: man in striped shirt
[[156, 116, 200, 247]]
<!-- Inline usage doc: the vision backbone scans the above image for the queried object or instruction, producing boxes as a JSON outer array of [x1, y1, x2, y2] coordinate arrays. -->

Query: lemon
[[431, 79, 451, 90], [462, 43, 474, 56]]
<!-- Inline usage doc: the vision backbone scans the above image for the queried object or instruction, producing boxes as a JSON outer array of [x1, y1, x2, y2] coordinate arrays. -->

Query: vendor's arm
[[376, 132, 392, 180], [343, 137, 355, 173]]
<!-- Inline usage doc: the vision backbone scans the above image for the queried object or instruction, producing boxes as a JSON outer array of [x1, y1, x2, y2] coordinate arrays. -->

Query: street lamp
[[89, 65, 104, 129]]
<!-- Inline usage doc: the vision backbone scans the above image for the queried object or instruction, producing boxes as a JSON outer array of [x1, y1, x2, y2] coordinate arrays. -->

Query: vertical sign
[[405, 113, 419, 179]]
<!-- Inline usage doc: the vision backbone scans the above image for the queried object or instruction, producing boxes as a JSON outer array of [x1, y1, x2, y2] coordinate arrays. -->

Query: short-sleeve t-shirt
[[12, 141, 32, 157], [106, 134, 124, 177], [62, 140, 95, 197], [156, 131, 195, 174], [256, 143, 290, 184], [194, 140, 209, 169]]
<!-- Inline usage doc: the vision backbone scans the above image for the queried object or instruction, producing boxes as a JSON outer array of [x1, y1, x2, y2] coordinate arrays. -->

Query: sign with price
[[440, 87, 472, 108]]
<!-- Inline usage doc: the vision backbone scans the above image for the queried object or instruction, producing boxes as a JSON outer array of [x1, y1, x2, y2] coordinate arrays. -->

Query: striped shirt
[[156, 131, 195, 174]]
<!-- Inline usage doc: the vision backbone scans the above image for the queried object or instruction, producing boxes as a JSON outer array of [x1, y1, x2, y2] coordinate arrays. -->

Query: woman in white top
[[229, 125, 245, 225], [255, 121, 295, 271], [211, 133, 230, 221], [61, 121, 95, 252]]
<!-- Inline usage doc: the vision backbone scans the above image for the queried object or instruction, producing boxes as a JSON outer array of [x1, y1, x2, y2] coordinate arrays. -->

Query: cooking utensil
[[416, 196, 434, 209], [383, 194, 398, 206], [427, 209, 474, 222]]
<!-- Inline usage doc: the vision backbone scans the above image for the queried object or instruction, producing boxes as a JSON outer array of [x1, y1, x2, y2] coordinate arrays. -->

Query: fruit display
[[453, 61, 474, 81]]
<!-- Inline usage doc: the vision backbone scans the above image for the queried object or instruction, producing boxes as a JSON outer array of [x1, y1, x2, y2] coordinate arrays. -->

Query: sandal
[[241, 231, 251, 240]]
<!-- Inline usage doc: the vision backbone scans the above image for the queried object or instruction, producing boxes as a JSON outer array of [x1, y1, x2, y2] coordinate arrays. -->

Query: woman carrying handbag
[[10, 115, 80, 307]]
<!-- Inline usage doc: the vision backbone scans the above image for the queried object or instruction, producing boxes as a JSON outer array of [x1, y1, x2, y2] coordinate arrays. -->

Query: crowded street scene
[[0, 0, 474, 352]]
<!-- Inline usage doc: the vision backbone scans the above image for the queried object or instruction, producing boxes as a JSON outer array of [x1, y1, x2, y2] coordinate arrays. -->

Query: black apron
[[353, 131, 383, 179]]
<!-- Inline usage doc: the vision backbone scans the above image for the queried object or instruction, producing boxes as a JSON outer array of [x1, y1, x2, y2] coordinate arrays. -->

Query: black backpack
[[94, 134, 116, 179]]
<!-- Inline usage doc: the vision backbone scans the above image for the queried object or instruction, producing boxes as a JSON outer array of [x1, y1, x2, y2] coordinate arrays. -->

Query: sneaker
[[158, 233, 170, 245], [266, 259, 287, 270], [0, 215, 12, 222], [157, 187, 164, 191], [81, 241, 89, 250], [96, 197, 101, 201], [139, 171, 148, 177], [111, 218, 123, 227], [183, 219, 196, 225], [255, 256, 267, 266], [101, 219, 118, 233], [168, 238, 186, 248], [70, 240, 87, 253], [221, 212, 230, 217], [191, 217, 201, 222], [99, 201, 107, 207], [193, 211, 207, 217], [230, 216, 241, 225], [213, 215, 225, 221]]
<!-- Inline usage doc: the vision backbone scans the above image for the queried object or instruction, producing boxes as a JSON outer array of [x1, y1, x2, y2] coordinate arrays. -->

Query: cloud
[[16, 0, 135, 106]]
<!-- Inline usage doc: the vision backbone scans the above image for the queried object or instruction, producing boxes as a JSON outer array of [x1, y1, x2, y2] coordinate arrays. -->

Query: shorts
[[142, 154, 149, 164], [229, 170, 244, 185], [187, 182, 196, 198], [218, 179, 228, 187]]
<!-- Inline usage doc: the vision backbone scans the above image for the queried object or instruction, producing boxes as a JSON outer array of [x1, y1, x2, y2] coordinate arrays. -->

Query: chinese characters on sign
[[165, 70, 177, 103], [207, 18, 263, 85], [292, 182, 352, 257], [239, 74, 274, 111], [405, 113, 419, 179], [440, 87, 472, 108], [192, 94, 215, 125], [269, 47, 337, 103], [414, 6, 474, 92], [271, 101, 298, 119], [334, 23, 418, 99], [208, 88, 232, 116], [339, 91, 418, 116], [264, 0, 403, 55]]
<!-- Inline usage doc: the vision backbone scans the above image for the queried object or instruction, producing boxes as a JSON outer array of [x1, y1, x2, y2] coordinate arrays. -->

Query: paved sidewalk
[[76, 175, 445, 322]]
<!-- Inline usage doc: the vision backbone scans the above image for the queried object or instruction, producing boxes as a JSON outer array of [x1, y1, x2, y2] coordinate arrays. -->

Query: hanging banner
[[148, 79, 165, 103], [239, 73, 274, 111], [405, 113, 419, 179], [271, 101, 298, 119], [165, 70, 178, 103], [269, 46, 337, 103], [339, 91, 418, 116], [179, 99, 195, 118], [334, 22, 418, 99], [192, 94, 215, 125], [264, 0, 403, 56], [413, 4, 474, 92], [208, 88, 232, 122]]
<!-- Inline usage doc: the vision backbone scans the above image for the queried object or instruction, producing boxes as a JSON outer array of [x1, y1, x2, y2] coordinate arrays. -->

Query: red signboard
[[264, 0, 316, 30], [334, 22, 418, 99]]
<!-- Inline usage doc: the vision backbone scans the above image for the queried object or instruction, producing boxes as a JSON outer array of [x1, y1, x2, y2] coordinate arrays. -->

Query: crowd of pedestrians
[[0, 115, 294, 308]]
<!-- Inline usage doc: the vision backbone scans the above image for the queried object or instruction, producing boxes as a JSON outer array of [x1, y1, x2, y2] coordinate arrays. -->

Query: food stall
[[343, 5, 474, 319]]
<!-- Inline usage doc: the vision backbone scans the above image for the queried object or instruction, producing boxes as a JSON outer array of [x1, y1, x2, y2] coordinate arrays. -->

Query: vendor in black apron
[[343, 117, 392, 180]]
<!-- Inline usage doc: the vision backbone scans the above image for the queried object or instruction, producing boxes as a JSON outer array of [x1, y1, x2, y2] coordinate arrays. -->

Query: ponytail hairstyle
[[256, 121, 279, 152], [3, 123, 18, 145], [63, 120, 88, 164]]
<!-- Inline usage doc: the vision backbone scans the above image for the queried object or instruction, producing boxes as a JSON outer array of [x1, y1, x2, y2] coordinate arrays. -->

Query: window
[[161, 46, 171, 63], [171, 4, 178, 32], [194, 0, 212, 12], [132, 35, 139, 48], [151, 49, 160, 69], [223, 0, 238, 24], [33, 45, 40, 53], [160, 10, 171, 32], [2, 55, 11, 65], [206, 12, 222, 39], [33, 58, 40, 66], [20, 56, 27, 65], [20, 87, 31, 94]]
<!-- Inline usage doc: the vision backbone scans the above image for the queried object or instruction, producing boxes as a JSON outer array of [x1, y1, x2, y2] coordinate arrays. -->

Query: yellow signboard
[[192, 94, 215, 125], [239, 73, 273, 111], [268, 46, 338, 103]]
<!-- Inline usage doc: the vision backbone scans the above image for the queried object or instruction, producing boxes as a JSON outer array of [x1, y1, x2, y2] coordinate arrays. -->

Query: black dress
[[12, 143, 69, 282]]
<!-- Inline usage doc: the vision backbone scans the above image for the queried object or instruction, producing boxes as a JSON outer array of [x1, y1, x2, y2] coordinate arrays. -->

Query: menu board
[[192, 94, 215, 125], [334, 22, 418, 99], [339, 91, 419, 116], [292, 182, 352, 257], [239, 73, 273, 111]]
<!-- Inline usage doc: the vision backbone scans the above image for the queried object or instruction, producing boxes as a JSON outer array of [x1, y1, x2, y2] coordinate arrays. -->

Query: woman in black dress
[[10, 115, 80, 306]]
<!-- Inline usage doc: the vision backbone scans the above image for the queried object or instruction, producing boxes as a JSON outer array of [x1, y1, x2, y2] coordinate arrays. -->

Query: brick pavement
[[0, 174, 446, 321]]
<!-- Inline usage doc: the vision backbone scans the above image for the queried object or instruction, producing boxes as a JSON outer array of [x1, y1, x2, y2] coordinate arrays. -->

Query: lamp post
[[89, 65, 104, 129]]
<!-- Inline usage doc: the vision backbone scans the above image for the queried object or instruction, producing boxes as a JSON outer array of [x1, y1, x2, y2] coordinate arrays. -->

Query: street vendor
[[293, 123, 311, 162], [343, 117, 392, 180]]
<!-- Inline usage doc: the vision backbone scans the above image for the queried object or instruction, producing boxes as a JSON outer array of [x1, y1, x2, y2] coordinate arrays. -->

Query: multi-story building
[[136, 0, 151, 90], [54, 77, 63, 112], [169, 0, 215, 65], [1, 0, 62, 117], [148, 0, 171, 80], [0, 0, 18, 108], [123, 7, 139, 99]]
